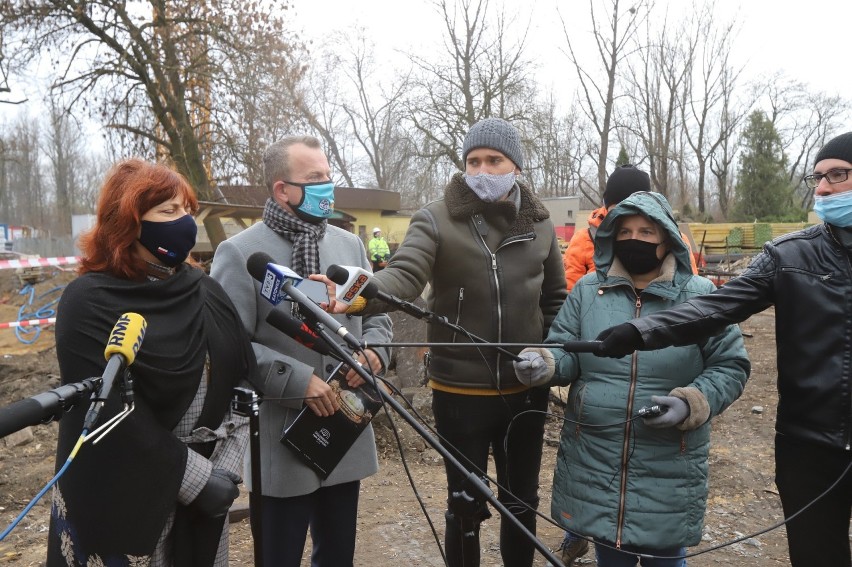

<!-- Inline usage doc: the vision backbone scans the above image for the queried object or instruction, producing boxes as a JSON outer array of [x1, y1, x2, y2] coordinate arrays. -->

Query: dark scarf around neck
[[262, 198, 326, 276]]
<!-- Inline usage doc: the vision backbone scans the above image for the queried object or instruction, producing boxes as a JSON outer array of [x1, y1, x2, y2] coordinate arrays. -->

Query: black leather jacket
[[631, 223, 852, 450]]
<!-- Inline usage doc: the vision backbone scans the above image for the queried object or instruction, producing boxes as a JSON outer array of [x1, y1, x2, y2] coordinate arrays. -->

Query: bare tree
[[0, 0, 304, 244], [406, 0, 533, 170], [43, 99, 81, 236], [623, 10, 693, 201], [761, 74, 849, 209], [560, 0, 648, 197], [524, 94, 585, 197], [339, 35, 415, 191], [679, 5, 746, 214]]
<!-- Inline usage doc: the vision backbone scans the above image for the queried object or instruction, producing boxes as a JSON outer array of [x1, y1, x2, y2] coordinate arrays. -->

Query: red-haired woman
[[46, 158, 256, 566]]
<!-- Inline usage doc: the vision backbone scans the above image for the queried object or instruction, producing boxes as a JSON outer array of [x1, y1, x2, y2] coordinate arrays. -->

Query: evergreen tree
[[616, 146, 631, 167], [732, 111, 803, 221]]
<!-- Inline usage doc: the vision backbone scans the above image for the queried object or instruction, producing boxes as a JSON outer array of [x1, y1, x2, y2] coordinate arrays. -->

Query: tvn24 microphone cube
[[260, 263, 302, 305]]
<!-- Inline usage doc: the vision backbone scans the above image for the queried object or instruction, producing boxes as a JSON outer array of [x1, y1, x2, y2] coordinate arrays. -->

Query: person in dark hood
[[515, 191, 749, 566]]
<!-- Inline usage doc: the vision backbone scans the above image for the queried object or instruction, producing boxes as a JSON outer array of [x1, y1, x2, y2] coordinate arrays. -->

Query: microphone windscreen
[[103, 312, 147, 365], [247, 251, 276, 283], [266, 309, 305, 336], [360, 282, 380, 300], [326, 264, 349, 285]]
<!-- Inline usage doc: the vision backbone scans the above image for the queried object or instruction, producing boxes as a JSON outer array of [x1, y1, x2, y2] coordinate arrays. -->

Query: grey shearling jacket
[[366, 172, 567, 390], [210, 221, 392, 497]]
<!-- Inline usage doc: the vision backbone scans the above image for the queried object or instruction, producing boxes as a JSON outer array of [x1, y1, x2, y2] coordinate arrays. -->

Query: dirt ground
[[0, 268, 793, 565]]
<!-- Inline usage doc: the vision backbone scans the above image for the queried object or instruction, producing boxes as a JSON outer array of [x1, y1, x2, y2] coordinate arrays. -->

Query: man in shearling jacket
[[344, 117, 567, 566]]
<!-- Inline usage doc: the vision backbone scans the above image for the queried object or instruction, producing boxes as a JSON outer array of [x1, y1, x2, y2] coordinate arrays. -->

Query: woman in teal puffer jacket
[[514, 191, 750, 566]]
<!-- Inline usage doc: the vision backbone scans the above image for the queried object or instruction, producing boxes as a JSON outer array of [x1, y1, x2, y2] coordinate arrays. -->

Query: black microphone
[[83, 312, 148, 431], [326, 265, 433, 320], [265, 309, 339, 358], [246, 252, 363, 351], [0, 379, 100, 439], [562, 340, 603, 353]]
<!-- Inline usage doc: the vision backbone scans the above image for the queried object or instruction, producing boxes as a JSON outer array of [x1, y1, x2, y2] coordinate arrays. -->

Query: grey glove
[[513, 348, 555, 387], [643, 395, 690, 429], [191, 468, 241, 518]]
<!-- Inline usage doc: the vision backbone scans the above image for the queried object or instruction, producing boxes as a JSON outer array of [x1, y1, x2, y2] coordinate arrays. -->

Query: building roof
[[214, 185, 401, 210]]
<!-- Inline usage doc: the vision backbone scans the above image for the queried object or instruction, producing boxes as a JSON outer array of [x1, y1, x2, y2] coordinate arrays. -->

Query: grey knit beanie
[[462, 117, 524, 170], [815, 132, 852, 166]]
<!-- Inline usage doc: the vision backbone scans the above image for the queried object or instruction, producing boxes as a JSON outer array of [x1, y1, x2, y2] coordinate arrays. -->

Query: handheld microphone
[[325, 264, 373, 305], [265, 309, 339, 358], [247, 252, 363, 351], [83, 312, 147, 431], [326, 264, 432, 319], [246, 253, 305, 306]]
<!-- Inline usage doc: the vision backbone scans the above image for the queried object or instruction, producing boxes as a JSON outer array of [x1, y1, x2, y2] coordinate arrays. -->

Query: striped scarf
[[262, 198, 326, 277]]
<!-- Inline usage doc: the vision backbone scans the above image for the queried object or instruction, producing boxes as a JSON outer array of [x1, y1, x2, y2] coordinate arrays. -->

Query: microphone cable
[[361, 357, 451, 567], [500, 406, 852, 561], [0, 431, 87, 542]]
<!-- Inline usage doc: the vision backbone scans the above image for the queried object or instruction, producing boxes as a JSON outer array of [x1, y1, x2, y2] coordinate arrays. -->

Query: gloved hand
[[594, 323, 643, 358], [513, 348, 555, 387], [643, 395, 690, 429], [191, 468, 241, 518]]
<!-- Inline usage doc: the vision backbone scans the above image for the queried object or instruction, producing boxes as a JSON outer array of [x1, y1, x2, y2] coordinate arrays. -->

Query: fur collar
[[443, 172, 550, 237]]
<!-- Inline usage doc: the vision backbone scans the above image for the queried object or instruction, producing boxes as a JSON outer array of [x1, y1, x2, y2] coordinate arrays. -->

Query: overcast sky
[[2, 0, 849, 133], [291, 0, 852, 99]]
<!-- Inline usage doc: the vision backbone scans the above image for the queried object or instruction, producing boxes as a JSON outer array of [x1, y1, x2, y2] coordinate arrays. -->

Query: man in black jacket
[[594, 130, 852, 567]]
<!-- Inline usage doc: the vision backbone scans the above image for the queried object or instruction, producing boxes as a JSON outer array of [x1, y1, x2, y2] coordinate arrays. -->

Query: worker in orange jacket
[[563, 165, 698, 292]]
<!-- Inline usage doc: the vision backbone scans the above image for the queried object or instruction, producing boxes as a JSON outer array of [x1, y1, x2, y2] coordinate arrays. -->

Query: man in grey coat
[[210, 135, 392, 567]]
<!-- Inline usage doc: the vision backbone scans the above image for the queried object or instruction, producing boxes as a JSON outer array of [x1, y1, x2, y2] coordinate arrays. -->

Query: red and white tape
[[0, 256, 80, 270], [0, 317, 56, 329]]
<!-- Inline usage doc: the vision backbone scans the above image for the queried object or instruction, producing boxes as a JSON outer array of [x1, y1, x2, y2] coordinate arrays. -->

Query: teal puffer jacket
[[546, 192, 750, 549]]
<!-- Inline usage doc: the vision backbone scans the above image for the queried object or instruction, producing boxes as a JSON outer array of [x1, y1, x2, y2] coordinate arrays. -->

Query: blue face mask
[[285, 180, 335, 223], [463, 172, 517, 203], [813, 191, 852, 227], [138, 214, 197, 267]]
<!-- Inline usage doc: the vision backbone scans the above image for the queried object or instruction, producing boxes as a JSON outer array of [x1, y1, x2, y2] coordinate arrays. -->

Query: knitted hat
[[815, 132, 852, 166], [462, 117, 524, 170], [604, 164, 651, 207]]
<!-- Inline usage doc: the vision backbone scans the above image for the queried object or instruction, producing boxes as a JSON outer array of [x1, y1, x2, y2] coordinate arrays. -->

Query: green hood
[[593, 191, 693, 293]]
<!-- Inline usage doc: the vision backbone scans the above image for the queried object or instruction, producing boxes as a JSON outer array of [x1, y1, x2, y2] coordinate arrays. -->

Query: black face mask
[[613, 239, 664, 275], [138, 215, 197, 267]]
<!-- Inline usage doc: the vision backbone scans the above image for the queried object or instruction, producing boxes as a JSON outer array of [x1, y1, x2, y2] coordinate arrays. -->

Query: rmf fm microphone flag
[[104, 312, 147, 365], [83, 312, 147, 431]]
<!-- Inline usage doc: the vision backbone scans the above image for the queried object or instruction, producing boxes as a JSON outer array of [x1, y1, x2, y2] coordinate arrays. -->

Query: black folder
[[280, 362, 383, 478]]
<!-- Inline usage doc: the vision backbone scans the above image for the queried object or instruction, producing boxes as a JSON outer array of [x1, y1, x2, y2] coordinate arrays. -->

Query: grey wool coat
[[210, 221, 393, 497]]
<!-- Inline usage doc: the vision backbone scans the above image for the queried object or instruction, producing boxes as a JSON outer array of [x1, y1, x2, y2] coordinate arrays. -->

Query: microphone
[[265, 309, 338, 358], [561, 340, 603, 353], [325, 264, 373, 305], [82, 312, 147, 431], [326, 264, 432, 319], [246, 252, 363, 351]]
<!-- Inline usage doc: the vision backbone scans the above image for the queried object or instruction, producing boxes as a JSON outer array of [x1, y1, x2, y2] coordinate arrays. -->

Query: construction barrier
[[0, 317, 56, 329], [0, 256, 80, 270]]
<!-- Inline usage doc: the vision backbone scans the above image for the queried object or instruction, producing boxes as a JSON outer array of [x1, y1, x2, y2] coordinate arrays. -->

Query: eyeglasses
[[803, 168, 852, 190]]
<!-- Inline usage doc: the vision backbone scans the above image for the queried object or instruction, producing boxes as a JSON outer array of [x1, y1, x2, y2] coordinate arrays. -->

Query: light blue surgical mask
[[813, 191, 852, 227], [284, 180, 335, 223], [463, 172, 517, 203]]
